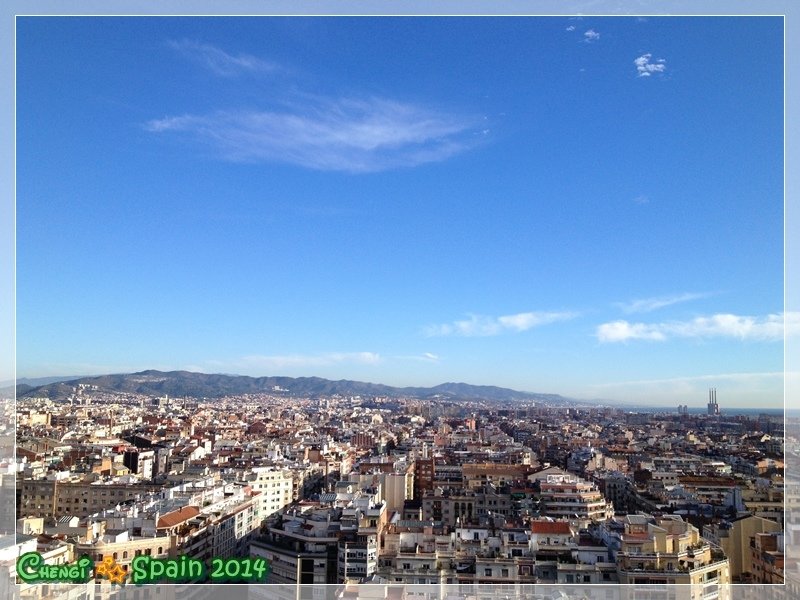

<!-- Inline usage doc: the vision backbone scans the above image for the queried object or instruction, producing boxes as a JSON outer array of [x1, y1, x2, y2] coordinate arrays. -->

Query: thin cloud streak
[[15, 362, 146, 379], [168, 39, 278, 76], [245, 352, 381, 369], [150, 41, 481, 172], [396, 353, 441, 363], [597, 312, 799, 343], [616, 291, 713, 314], [588, 371, 789, 408], [146, 97, 480, 173], [200, 352, 382, 372], [592, 371, 787, 388], [425, 311, 578, 337]]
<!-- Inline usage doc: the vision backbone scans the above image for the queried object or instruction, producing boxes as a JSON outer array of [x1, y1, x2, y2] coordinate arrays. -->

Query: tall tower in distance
[[707, 388, 720, 415]]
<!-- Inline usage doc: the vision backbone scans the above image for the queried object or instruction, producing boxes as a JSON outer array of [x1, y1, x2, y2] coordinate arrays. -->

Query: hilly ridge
[[16, 369, 579, 405]]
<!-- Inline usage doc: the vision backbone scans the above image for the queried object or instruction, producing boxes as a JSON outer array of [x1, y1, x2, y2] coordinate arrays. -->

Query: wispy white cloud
[[15, 362, 146, 379], [151, 41, 481, 172], [633, 194, 649, 204], [584, 29, 600, 42], [203, 352, 383, 371], [592, 371, 788, 388], [566, 25, 576, 32], [425, 311, 578, 337], [634, 53, 667, 77], [616, 292, 713, 314], [588, 370, 790, 407], [255, 352, 380, 368], [597, 312, 799, 343], [396, 352, 441, 363], [597, 320, 667, 342], [146, 96, 480, 173], [168, 39, 277, 76]]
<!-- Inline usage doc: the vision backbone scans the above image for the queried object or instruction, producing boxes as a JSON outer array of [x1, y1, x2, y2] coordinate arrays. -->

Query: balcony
[[687, 543, 711, 556], [558, 562, 602, 571], [395, 565, 447, 575], [618, 567, 685, 577], [618, 557, 728, 577]]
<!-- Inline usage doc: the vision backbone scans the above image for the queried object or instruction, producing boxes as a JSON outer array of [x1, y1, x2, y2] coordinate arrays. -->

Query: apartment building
[[239, 467, 294, 519], [703, 514, 783, 581], [750, 531, 784, 584], [614, 514, 730, 599], [251, 509, 340, 584], [421, 485, 512, 527], [461, 463, 537, 490], [17, 478, 161, 518], [538, 474, 614, 522]]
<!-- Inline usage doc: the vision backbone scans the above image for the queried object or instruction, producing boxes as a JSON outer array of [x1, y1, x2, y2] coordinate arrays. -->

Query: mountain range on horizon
[[10, 369, 583, 406]]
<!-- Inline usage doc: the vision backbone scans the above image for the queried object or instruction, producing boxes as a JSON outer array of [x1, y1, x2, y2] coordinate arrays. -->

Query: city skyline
[[15, 17, 791, 408]]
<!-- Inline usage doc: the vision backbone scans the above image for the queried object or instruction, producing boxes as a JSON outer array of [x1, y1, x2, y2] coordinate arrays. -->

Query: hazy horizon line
[[6, 368, 786, 411]]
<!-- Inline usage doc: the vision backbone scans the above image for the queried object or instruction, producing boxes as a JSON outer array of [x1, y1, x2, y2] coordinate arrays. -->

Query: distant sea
[[619, 405, 789, 417]]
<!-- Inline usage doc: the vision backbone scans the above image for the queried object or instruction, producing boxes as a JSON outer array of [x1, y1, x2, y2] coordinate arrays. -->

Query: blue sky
[[15, 16, 791, 407]]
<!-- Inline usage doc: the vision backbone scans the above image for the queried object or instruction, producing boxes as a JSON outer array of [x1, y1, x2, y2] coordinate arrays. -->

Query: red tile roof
[[531, 521, 572, 535], [156, 506, 200, 529]]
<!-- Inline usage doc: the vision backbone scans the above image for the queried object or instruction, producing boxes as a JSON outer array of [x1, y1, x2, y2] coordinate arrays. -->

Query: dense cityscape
[[1, 376, 796, 600], [7, 11, 794, 600]]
